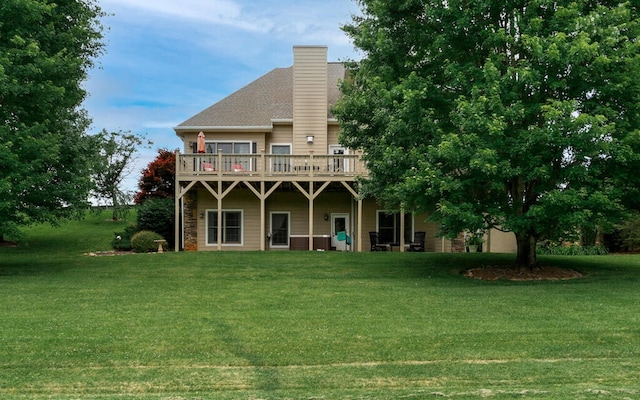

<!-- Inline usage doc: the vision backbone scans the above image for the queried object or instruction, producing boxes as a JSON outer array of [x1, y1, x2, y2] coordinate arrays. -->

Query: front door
[[331, 213, 350, 251], [270, 212, 289, 248]]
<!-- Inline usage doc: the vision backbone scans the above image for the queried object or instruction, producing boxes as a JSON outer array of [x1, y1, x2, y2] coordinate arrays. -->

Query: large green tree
[[0, 0, 105, 240], [334, 0, 640, 268]]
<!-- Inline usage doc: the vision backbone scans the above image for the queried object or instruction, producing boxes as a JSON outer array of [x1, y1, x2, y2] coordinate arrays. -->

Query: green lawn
[[1, 211, 639, 399]]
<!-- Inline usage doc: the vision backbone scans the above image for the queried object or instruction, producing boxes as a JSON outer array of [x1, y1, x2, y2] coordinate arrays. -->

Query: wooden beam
[[292, 181, 310, 199], [400, 209, 405, 252], [220, 181, 240, 199], [309, 182, 314, 250], [176, 180, 198, 200], [311, 181, 331, 199], [244, 181, 262, 200], [357, 198, 363, 252], [201, 181, 219, 200], [340, 181, 359, 198], [265, 181, 283, 198]]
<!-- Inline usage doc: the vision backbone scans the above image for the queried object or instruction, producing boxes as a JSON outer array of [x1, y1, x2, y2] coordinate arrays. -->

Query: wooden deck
[[176, 152, 368, 182]]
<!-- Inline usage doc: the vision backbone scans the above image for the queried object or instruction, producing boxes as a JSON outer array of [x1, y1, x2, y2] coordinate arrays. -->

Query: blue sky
[[83, 0, 361, 193]]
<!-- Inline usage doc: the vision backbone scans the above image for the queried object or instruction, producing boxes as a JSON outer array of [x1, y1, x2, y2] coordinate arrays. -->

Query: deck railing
[[176, 152, 368, 178]]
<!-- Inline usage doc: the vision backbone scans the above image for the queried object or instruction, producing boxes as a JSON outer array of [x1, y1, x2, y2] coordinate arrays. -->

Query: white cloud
[[85, 0, 361, 193], [101, 0, 271, 32]]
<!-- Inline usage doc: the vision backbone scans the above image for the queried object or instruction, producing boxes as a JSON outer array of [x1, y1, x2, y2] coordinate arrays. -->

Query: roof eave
[[174, 125, 274, 136]]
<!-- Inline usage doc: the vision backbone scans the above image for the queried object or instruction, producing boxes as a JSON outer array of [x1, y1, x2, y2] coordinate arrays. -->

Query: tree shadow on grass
[[212, 320, 281, 392], [0, 248, 76, 277]]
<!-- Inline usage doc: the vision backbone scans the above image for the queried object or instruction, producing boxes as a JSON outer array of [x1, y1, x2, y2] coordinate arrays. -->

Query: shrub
[[112, 224, 139, 251], [131, 230, 164, 253], [618, 215, 640, 252], [537, 242, 608, 256], [137, 198, 174, 247]]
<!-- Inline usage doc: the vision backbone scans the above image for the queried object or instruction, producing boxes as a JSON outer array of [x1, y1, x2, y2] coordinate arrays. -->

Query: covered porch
[[174, 149, 371, 252]]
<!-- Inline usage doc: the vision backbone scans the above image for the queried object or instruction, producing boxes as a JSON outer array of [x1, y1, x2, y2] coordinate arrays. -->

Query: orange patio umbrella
[[197, 131, 206, 153]]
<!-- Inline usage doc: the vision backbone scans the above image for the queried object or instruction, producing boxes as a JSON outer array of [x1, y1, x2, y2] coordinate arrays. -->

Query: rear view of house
[[173, 45, 516, 253]]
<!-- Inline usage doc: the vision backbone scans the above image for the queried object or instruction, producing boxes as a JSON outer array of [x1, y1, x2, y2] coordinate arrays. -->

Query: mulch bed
[[84, 250, 134, 256], [463, 266, 583, 281]]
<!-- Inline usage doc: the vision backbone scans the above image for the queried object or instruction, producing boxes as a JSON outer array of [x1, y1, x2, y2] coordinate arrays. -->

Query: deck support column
[[174, 151, 181, 252], [357, 198, 363, 252], [217, 199, 223, 251], [260, 182, 266, 251], [308, 182, 314, 251], [400, 209, 405, 252]]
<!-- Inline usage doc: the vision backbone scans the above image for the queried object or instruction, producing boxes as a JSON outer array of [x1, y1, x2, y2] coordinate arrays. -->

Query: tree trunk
[[580, 226, 598, 247], [515, 232, 539, 271], [111, 189, 119, 221]]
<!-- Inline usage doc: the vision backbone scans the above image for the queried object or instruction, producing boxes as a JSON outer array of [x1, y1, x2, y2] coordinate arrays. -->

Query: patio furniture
[[232, 163, 244, 172], [337, 231, 351, 251], [408, 231, 426, 252], [369, 231, 388, 251]]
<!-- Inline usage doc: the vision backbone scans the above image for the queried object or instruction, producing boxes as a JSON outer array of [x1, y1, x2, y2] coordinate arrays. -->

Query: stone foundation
[[183, 190, 198, 251], [451, 232, 466, 253]]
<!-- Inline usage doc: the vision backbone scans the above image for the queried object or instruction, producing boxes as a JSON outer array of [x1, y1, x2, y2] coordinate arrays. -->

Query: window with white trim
[[205, 142, 252, 154], [207, 210, 243, 245], [376, 211, 413, 244], [271, 144, 291, 173], [203, 141, 254, 172]]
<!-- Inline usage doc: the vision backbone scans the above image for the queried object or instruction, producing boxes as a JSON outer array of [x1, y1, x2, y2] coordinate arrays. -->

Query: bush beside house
[[136, 198, 174, 248], [131, 230, 164, 253]]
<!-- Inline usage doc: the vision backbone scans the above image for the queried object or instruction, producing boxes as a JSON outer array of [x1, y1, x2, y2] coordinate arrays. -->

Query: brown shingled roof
[[176, 63, 345, 129]]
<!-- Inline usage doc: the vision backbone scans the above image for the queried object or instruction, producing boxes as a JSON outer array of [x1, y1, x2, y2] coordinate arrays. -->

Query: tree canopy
[[91, 130, 151, 220], [334, 0, 640, 268], [134, 149, 176, 205], [0, 0, 105, 239]]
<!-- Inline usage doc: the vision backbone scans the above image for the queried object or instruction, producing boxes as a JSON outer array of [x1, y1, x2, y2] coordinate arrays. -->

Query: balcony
[[176, 152, 368, 181]]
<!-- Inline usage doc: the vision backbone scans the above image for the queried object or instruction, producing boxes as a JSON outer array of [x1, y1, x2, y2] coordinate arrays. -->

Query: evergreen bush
[[131, 230, 164, 253], [112, 224, 139, 251], [137, 198, 174, 247]]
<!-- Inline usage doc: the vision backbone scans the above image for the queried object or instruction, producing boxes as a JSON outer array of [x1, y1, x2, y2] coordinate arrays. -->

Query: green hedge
[[537, 243, 608, 256], [136, 198, 174, 247], [112, 224, 139, 251], [130, 230, 164, 253]]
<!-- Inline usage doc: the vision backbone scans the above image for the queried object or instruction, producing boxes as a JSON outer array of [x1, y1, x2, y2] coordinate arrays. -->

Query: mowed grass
[[1, 211, 640, 399]]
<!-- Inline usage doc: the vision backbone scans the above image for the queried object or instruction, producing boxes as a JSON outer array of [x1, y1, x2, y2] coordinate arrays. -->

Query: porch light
[[306, 135, 314, 144], [324, 213, 329, 221]]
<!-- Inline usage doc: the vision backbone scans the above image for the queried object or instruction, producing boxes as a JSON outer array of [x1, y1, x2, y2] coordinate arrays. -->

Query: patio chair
[[369, 231, 388, 251], [232, 163, 244, 173], [408, 231, 426, 252], [202, 162, 214, 172], [337, 231, 351, 251]]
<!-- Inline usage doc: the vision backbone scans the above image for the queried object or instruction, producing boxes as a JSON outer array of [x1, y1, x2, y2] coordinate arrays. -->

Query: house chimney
[[293, 45, 328, 153]]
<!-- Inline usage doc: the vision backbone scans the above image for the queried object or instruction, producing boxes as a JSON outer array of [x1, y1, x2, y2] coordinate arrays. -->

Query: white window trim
[[328, 144, 349, 155], [270, 144, 292, 173], [205, 209, 244, 246], [270, 143, 292, 153], [269, 211, 290, 248], [205, 140, 253, 153], [328, 145, 351, 172]]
